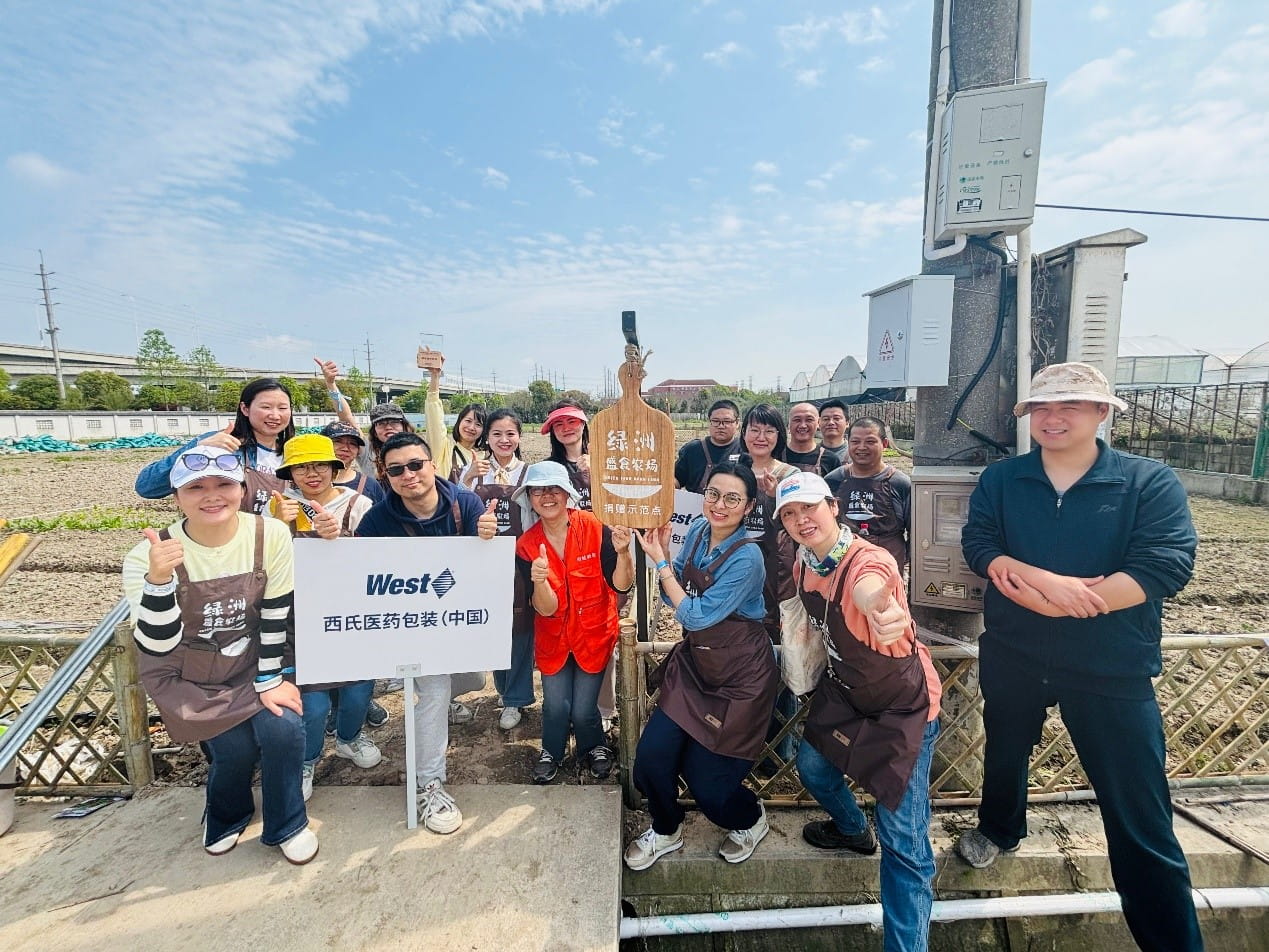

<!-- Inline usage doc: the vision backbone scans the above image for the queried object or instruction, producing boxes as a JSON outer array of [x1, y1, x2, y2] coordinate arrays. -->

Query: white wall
[[0, 412, 370, 442]]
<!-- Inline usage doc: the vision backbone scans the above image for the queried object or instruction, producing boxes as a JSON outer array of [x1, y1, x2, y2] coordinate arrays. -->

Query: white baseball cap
[[773, 471, 833, 516]]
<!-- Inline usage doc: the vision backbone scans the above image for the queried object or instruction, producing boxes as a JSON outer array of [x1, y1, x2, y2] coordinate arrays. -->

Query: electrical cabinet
[[910, 466, 986, 613], [864, 275, 955, 388], [934, 81, 1046, 241]]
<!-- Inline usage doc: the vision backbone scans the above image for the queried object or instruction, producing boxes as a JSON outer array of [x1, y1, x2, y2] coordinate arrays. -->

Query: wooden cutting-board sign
[[590, 359, 676, 529]]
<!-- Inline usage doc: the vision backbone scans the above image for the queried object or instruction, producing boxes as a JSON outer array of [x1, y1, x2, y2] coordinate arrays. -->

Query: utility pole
[[364, 337, 375, 403], [38, 251, 66, 401], [915, 0, 1022, 788]]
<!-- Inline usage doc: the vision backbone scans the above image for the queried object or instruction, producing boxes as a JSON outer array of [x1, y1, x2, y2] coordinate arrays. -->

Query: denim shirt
[[667, 516, 767, 631]]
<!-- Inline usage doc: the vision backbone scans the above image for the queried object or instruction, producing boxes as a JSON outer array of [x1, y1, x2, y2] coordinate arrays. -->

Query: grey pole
[[916, 0, 1022, 788]]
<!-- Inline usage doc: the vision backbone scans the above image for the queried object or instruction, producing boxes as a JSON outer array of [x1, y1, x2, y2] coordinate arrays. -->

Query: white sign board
[[667, 489, 704, 561], [293, 536, 515, 684]]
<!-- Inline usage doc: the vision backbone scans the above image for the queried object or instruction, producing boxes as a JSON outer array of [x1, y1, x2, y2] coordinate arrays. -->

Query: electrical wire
[[1037, 204, 1269, 223], [945, 236, 1009, 436]]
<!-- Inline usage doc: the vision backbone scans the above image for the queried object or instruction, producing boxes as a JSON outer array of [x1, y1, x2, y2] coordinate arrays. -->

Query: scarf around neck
[[800, 525, 853, 577]]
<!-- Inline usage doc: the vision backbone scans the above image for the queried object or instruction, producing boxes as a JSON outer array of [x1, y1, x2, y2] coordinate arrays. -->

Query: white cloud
[[752, 160, 779, 177], [615, 32, 675, 78], [1058, 48, 1135, 99], [1149, 0, 1210, 39], [857, 55, 888, 74], [846, 135, 872, 153], [481, 167, 510, 189], [6, 152, 77, 188], [569, 177, 595, 198], [575, 151, 599, 166], [777, 9, 888, 53], [703, 41, 744, 67], [794, 68, 823, 88], [539, 147, 600, 167], [630, 144, 664, 163], [1089, 4, 1112, 22], [750, 183, 778, 195]]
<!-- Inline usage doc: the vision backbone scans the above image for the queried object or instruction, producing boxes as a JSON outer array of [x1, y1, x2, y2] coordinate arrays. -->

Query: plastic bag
[[778, 595, 826, 695]]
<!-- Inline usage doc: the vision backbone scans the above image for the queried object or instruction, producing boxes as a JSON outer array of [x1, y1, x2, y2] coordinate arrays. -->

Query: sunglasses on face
[[181, 453, 240, 473], [385, 458, 432, 477]]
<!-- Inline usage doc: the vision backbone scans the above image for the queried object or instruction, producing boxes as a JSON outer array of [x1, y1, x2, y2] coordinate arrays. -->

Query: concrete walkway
[[0, 784, 621, 952]]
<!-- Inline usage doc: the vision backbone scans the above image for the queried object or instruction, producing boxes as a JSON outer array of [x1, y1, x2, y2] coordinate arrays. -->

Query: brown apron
[[797, 547, 929, 810], [448, 446, 473, 484], [835, 465, 907, 573], [792, 447, 826, 474], [474, 465, 531, 633], [138, 517, 270, 744], [744, 492, 794, 643], [563, 460, 592, 511], [693, 437, 741, 493], [655, 533, 779, 761], [242, 456, 287, 515]]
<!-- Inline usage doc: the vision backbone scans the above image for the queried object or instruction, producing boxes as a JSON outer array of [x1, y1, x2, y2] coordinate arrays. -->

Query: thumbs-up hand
[[310, 499, 340, 540], [531, 543, 550, 584], [270, 490, 299, 524], [199, 422, 241, 453], [477, 498, 499, 539], [142, 527, 184, 585], [313, 356, 340, 388]]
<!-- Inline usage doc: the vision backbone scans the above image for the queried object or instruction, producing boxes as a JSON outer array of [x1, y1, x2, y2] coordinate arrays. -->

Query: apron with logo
[[654, 534, 779, 761], [241, 454, 288, 515], [797, 546, 929, 810], [138, 517, 270, 744], [835, 465, 907, 572], [474, 465, 532, 633]]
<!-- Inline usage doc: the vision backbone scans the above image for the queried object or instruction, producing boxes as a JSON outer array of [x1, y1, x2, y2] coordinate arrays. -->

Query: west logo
[[366, 573, 432, 596], [365, 568, 458, 599]]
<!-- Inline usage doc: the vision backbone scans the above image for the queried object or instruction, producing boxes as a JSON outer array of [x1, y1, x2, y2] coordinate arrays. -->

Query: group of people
[[121, 357, 1203, 951]]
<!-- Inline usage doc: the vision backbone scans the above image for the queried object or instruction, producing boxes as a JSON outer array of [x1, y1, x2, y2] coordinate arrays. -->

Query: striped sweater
[[122, 513, 296, 692]]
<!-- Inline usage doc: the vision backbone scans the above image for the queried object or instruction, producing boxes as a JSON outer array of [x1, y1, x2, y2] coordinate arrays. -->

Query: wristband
[[328, 390, 343, 404], [142, 574, 178, 596], [655, 560, 669, 573]]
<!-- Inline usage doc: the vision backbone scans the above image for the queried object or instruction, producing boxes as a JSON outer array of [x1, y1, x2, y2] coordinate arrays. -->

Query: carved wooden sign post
[[590, 311, 675, 529]]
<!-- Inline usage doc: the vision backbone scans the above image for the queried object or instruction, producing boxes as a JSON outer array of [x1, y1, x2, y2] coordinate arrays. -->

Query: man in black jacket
[[957, 363, 1202, 952]]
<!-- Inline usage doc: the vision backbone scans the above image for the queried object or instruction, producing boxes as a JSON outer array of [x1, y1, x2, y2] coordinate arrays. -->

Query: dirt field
[[2, 433, 1268, 790]]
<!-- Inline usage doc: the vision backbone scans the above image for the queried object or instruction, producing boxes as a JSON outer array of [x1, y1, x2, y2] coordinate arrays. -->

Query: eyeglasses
[[288, 462, 332, 474], [528, 486, 568, 497], [709, 418, 737, 427], [385, 458, 432, 477], [703, 488, 745, 509], [180, 453, 240, 472]]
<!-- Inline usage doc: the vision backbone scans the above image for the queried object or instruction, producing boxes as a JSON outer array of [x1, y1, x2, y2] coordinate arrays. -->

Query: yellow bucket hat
[[277, 433, 341, 480]]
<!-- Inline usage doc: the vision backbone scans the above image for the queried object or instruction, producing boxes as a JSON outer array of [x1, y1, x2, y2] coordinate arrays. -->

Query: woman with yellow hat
[[270, 434, 379, 801]]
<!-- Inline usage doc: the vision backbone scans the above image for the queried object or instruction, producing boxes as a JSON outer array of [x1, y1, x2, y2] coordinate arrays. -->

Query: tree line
[[1, 328, 787, 418]]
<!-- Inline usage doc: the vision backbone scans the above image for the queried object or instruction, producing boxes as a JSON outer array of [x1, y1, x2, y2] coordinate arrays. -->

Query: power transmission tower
[[37, 251, 66, 400], [365, 337, 375, 402]]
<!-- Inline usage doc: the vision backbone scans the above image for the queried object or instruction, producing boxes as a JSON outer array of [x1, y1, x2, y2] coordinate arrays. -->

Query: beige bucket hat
[[1014, 362, 1128, 417]]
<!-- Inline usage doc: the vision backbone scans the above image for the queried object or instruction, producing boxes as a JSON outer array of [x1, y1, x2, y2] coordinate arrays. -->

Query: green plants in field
[[5, 506, 168, 533]]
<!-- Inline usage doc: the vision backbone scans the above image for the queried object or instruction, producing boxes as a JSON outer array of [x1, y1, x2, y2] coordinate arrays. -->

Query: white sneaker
[[449, 701, 474, 724], [499, 706, 521, 730], [334, 732, 382, 769], [280, 825, 319, 865], [418, 779, 463, 834], [624, 824, 684, 871], [301, 763, 315, 802], [719, 803, 769, 864], [204, 830, 240, 856]]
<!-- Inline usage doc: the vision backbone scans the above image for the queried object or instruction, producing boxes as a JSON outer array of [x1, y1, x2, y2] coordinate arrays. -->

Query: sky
[[1, 0, 1265, 395]]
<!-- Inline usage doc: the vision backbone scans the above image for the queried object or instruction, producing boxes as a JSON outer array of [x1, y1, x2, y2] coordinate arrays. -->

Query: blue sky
[[1, 0, 1265, 394]]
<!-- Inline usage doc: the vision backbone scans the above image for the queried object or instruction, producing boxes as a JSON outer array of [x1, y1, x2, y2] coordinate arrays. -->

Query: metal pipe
[[619, 887, 1269, 940], [922, 0, 968, 262], [0, 598, 129, 774]]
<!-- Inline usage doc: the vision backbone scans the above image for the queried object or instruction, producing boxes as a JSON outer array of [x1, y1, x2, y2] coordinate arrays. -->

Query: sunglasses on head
[[385, 458, 432, 477], [181, 453, 240, 473]]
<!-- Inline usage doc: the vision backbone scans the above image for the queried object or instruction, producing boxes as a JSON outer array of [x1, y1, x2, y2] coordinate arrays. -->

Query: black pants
[[633, 708, 761, 835], [977, 649, 1203, 952]]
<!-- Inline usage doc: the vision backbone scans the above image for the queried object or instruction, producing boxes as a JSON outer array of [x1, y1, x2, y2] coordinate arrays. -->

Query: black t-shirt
[[784, 446, 836, 476], [674, 437, 742, 494], [817, 442, 848, 472]]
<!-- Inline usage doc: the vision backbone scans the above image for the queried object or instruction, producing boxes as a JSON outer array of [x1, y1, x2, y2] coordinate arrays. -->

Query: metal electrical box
[[910, 466, 986, 613], [864, 275, 955, 388], [935, 81, 1046, 241]]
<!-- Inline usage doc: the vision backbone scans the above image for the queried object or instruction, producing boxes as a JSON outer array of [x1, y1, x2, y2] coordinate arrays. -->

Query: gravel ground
[[2, 434, 1267, 788]]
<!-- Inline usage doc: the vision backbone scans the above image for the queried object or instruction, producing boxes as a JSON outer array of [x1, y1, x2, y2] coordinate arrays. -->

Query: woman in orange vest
[[513, 462, 634, 784]]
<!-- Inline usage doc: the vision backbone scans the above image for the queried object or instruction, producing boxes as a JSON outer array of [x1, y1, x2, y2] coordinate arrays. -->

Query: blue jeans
[[201, 706, 307, 847], [301, 681, 374, 763], [493, 628, 536, 709], [797, 718, 939, 952], [541, 655, 605, 762], [634, 707, 761, 834]]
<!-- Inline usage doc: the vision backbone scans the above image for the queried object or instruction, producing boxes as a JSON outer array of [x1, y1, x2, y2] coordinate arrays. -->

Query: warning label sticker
[[941, 582, 968, 599], [924, 582, 939, 596]]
